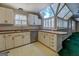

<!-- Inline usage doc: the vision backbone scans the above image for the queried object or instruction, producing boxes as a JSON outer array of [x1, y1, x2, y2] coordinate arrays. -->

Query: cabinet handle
[[8, 35, 11, 36], [5, 20, 8, 23]]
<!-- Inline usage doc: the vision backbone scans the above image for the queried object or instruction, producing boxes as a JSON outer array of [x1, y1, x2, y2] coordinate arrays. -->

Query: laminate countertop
[[0, 29, 67, 35], [39, 30, 67, 35]]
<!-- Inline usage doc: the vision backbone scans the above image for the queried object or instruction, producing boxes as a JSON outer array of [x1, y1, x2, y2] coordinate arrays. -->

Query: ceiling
[[0, 3, 50, 13]]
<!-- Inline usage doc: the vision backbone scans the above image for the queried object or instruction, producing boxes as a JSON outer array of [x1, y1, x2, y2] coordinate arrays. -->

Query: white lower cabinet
[[13, 33, 24, 47], [14, 32, 30, 47], [0, 32, 31, 51], [22, 32, 30, 44], [5, 34, 14, 49], [0, 35, 5, 51], [38, 32, 62, 52], [38, 32, 45, 44]]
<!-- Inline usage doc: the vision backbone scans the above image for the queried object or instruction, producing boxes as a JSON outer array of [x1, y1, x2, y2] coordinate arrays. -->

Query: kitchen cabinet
[[28, 14, 41, 25], [22, 32, 30, 44], [38, 32, 63, 52], [38, 32, 45, 44], [0, 32, 31, 52], [0, 7, 14, 24], [13, 33, 24, 47], [5, 34, 14, 49], [0, 35, 5, 51], [14, 32, 30, 47]]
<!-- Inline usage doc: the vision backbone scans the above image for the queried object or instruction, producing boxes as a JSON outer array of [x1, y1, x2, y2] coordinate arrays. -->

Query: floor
[[6, 42, 58, 56]]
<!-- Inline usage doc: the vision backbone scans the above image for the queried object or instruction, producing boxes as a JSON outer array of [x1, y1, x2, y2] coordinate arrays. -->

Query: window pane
[[40, 6, 54, 18], [15, 14, 27, 26], [58, 3, 64, 12], [57, 18, 63, 29], [72, 20, 76, 31], [51, 3, 58, 14], [64, 11, 73, 20], [22, 20, 27, 25], [15, 21, 21, 25], [43, 18, 55, 29], [62, 20, 68, 29], [15, 14, 20, 20], [69, 20, 72, 30], [57, 18, 68, 29], [57, 5, 70, 18]]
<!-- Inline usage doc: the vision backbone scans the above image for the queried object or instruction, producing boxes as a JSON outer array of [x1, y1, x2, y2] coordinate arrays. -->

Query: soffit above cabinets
[[0, 3, 50, 13]]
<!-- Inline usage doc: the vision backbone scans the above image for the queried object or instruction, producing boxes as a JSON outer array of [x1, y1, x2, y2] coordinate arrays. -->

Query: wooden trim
[[38, 41, 57, 53], [0, 42, 37, 53]]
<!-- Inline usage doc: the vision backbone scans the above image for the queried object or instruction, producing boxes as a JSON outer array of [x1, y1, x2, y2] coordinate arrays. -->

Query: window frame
[[14, 14, 28, 26]]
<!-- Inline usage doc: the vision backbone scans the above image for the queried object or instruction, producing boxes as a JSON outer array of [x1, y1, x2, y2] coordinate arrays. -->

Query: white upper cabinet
[[64, 11, 73, 20], [0, 7, 14, 24], [28, 14, 41, 25], [57, 5, 70, 18], [51, 3, 59, 14]]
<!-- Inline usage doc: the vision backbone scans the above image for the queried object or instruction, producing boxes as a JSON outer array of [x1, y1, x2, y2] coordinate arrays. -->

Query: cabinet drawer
[[50, 45, 57, 51]]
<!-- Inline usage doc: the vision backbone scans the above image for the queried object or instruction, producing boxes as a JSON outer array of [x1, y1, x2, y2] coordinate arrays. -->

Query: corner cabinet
[[38, 32, 63, 52], [28, 14, 41, 25], [0, 7, 14, 24]]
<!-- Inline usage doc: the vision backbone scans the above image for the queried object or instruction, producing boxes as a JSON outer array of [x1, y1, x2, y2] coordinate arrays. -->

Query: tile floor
[[7, 42, 58, 56]]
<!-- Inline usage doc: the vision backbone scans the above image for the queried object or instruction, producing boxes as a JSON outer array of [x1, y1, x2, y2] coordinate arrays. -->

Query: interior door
[[5, 34, 14, 49]]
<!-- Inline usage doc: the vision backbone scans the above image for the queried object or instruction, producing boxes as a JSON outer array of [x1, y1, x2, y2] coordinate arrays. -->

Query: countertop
[[39, 30, 67, 35], [0, 29, 67, 34]]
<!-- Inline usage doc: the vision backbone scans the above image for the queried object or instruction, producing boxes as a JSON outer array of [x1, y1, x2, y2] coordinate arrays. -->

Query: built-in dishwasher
[[30, 31, 38, 43]]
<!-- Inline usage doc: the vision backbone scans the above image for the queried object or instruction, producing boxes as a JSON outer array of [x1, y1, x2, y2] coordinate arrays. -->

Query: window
[[43, 18, 55, 29], [40, 6, 54, 19], [64, 11, 73, 20], [57, 18, 68, 29], [58, 3, 64, 13], [15, 14, 27, 26], [51, 3, 58, 14], [57, 5, 70, 18], [72, 20, 76, 32]]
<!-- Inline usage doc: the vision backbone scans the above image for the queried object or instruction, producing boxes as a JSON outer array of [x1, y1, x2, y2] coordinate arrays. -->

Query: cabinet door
[[0, 7, 5, 24], [14, 33, 24, 47], [4, 8, 14, 24], [0, 35, 5, 51], [43, 33, 50, 47], [5, 34, 14, 49], [22, 32, 30, 44], [49, 34, 57, 51], [38, 32, 44, 43], [28, 14, 35, 25]]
